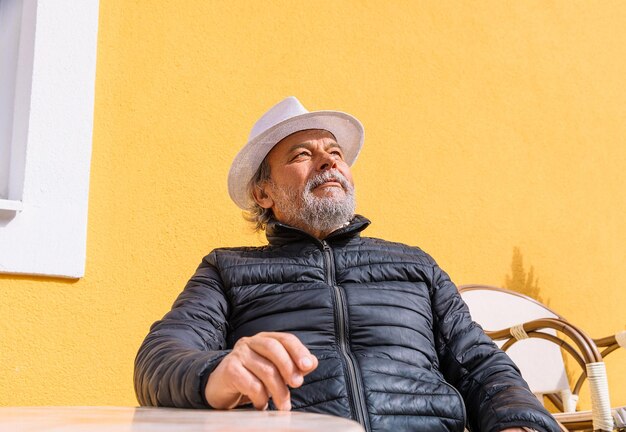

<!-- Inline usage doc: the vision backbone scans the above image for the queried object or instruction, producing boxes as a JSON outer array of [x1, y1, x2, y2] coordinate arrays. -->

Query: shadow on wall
[[504, 246, 550, 307], [0, 209, 17, 226], [504, 247, 585, 405], [0, 272, 78, 285]]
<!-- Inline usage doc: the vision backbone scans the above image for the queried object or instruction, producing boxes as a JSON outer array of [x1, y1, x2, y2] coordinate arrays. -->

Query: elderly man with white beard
[[134, 97, 561, 432]]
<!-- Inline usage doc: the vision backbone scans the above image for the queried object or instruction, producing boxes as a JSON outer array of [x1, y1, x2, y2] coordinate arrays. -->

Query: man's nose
[[317, 153, 337, 171]]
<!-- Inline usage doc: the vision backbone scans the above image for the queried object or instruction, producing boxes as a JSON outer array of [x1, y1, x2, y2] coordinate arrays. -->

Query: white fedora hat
[[228, 96, 364, 209]]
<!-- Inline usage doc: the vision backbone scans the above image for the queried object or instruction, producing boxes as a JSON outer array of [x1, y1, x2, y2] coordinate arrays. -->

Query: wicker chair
[[458, 284, 625, 432]]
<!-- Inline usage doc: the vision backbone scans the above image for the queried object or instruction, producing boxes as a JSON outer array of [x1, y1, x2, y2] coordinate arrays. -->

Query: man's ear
[[252, 182, 274, 209]]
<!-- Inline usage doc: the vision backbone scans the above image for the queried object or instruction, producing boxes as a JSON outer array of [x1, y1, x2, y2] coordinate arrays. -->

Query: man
[[134, 97, 560, 432]]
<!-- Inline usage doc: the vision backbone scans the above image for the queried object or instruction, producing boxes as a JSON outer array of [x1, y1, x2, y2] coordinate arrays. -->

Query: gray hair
[[243, 158, 273, 232]]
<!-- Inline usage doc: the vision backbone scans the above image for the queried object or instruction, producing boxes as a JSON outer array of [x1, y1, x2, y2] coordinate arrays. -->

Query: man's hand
[[204, 332, 318, 411]]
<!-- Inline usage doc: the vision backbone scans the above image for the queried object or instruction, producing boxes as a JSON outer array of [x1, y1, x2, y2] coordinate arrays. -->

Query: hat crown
[[248, 96, 309, 141]]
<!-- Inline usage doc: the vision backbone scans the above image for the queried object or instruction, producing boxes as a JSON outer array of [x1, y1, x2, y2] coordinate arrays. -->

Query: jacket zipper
[[322, 240, 371, 432]]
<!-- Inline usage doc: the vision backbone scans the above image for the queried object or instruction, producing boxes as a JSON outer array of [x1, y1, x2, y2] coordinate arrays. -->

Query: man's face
[[254, 129, 356, 236]]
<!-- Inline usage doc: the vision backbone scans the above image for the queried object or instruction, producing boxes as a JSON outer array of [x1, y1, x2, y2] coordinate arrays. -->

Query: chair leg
[[560, 389, 579, 413]]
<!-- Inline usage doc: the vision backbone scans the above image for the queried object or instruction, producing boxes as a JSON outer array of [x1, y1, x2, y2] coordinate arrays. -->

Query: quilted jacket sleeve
[[430, 263, 561, 432], [134, 251, 231, 408]]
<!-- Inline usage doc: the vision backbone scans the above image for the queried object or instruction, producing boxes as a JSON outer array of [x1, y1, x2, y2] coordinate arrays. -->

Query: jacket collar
[[265, 214, 371, 247]]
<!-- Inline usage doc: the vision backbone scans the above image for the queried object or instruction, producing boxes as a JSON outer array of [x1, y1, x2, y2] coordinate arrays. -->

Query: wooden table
[[0, 406, 365, 431]]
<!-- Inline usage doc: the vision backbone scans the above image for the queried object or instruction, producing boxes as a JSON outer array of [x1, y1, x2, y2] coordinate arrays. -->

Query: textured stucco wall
[[1, 0, 624, 409]]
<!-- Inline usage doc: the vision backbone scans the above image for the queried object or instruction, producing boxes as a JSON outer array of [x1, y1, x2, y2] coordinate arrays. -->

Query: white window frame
[[0, 0, 100, 278]]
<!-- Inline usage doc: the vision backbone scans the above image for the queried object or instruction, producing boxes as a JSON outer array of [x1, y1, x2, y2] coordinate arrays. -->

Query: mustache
[[306, 170, 352, 192]]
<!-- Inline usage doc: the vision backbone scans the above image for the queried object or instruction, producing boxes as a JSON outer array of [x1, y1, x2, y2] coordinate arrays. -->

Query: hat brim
[[228, 110, 364, 210]]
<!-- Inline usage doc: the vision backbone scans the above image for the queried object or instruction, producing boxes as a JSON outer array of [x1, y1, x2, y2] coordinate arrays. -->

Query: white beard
[[269, 169, 356, 235]]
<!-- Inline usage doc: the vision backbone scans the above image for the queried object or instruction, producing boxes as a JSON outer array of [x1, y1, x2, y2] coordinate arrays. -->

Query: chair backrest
[[458, 285, 570, 396]]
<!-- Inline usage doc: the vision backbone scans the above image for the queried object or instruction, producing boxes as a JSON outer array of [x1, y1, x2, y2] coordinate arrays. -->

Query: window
[[0, 0, 99, 278], [0, 0, 25, 210]]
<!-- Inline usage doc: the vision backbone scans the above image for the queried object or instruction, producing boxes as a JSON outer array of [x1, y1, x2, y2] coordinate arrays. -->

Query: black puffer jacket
[[135, 215, 560, 432]]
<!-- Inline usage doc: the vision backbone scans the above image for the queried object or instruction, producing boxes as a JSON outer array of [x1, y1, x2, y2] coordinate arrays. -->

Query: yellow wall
[[1, 0, 624, 410]]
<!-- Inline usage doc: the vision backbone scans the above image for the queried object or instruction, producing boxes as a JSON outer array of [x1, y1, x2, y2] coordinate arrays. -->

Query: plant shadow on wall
[[504, 247, 582, 409], [504, 246, 549, 307]]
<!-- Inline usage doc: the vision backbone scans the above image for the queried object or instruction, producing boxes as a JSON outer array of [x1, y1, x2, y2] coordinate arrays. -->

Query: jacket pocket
[[440, 380, 467, 432]]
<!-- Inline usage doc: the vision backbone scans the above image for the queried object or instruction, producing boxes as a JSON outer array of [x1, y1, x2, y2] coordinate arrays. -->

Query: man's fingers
[[244, 350, 292, 411], [248, 336, 304, 388], [227, 332, 318, 411], [250, 333, 318, 378], [271, 333, 318, 374], [231, 365, 270, 411]]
